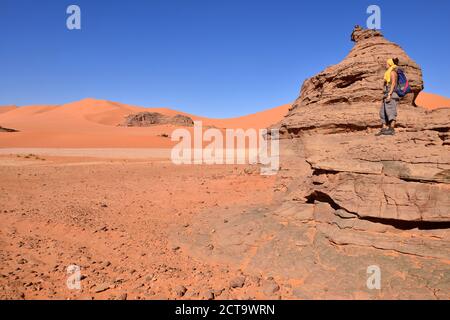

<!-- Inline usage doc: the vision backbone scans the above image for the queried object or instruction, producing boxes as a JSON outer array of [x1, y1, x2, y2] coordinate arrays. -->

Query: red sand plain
[[0, 93, 448, 300]]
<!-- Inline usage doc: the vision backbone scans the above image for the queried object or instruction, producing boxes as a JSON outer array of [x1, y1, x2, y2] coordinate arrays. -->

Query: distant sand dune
[[415, 92, 450, 110], [0, 98, 291, 148], [1, 92, 447, 148], [0, 106, 18, 114]]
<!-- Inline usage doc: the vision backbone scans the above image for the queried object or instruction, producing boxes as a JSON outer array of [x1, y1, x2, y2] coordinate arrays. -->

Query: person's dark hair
[[393, 58, 399, 65]]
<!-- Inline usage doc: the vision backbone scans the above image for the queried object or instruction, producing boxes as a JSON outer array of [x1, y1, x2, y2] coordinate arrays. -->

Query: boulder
[[0, 125, 18, 132], [123, 112, 194, 127]]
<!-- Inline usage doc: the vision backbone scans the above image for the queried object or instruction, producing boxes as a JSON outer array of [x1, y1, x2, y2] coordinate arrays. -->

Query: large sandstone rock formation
[[268, 26, 450, 296], [276, 26, 449, 224], [174, 27, 449, 299], [291, 25, 423, 112]]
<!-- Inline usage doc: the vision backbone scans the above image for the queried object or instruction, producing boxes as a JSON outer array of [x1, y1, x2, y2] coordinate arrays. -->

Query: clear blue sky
[[1, 0, 449, 118]]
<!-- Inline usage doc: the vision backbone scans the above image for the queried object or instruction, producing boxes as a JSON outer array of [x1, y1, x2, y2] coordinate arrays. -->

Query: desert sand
[[0, 92, 445, 149], [1, 27, 449, 300], [0, 99, 290, 148], [1, 91, 448, 300], [0, 101, 291, 300], [0, 154, 280, 300]]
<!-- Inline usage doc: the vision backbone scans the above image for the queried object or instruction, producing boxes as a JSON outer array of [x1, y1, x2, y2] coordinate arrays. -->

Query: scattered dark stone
[[174, 285, 187, 297], [117, 293, 127, 300], [229, 276, 245, 288], [0, 126, 19, 132]]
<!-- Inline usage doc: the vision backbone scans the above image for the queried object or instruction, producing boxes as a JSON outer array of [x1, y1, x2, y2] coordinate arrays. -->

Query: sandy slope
[[0, 106, 17, 114], [0, 99, 290, 148], [415, 92, 450, 110]]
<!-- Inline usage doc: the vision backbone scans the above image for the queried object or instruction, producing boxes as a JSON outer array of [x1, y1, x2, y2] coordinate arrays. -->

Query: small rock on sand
[[174, 285, 187, 297], [229, 276, 245, 288], [94, 283, 111, 293], [117, 293, 127, 300]]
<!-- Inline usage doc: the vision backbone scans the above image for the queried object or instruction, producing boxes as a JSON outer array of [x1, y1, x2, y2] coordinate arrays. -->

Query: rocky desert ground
[[0, 154, 281, 300], [1, 26, 449, 300]]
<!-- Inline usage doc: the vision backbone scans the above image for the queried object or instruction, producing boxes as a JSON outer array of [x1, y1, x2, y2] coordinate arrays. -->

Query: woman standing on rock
[[376, 58, 399, 136]]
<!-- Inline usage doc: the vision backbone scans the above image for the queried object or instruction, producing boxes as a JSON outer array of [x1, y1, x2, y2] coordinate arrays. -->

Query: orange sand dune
[[0, 106, 18, 114], [416, 92, 450, 110], [0, 98, 290, 148], [194, 104, 291, 130]]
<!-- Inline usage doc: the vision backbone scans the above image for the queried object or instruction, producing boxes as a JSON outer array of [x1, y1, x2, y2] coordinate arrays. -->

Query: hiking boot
[[375, 128, 388, 136], [384, 128, 395, 135]]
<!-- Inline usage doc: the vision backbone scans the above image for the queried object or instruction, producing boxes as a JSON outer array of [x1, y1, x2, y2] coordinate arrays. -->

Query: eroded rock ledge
[[272, 26, 449, 260]]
